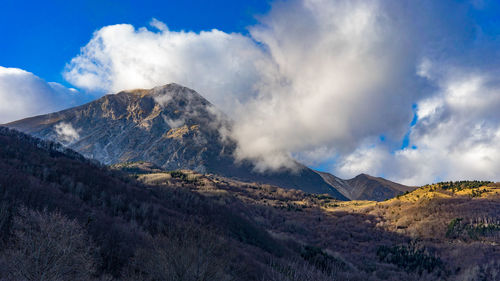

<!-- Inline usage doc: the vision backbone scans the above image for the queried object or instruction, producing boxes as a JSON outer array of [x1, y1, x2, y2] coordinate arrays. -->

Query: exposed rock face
[[316, 171, 415, 201], [8, 84, 223, 172], [6, 83, 348, 199]]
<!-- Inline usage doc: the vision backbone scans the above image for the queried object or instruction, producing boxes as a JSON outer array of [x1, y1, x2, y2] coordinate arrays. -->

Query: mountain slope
[[1, 126, 498, 280], [316, 171, 415, 201], [7, 84, 222, 171], [126, 167, 500, 281], [0, 126, 287, 279], [6, 83, 347, 200]]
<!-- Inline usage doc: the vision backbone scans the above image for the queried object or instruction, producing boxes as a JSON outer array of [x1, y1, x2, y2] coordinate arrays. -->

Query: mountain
[[5, 83, 347, 200], [316, 171, 415, 201], [345, 173, 415, 200]]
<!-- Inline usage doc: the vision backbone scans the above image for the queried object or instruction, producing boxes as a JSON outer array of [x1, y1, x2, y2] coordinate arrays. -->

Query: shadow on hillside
[[1, 128, 496, 280]]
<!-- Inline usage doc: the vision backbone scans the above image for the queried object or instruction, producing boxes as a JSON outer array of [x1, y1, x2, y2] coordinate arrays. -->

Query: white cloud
[[230, 0, 425, 170], [55, 122, 81, 143], [0, 66, 87, 124], [153, 94, 173, 107], [337, 67, 500, 185], [232, 0, 500, 182], [63, 1, 424, 172], [405, 68, 500, 184], [62, 0, 500, 184], [150, 18, 168, 32], [63, 23, 268, 112], [161, 114, 184, 129]]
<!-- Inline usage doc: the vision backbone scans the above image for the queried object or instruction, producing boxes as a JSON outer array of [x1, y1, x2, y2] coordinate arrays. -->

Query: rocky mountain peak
[[90, 83, 219, 131], [116, 83, 211, 108], [353, 173, 370, 180]]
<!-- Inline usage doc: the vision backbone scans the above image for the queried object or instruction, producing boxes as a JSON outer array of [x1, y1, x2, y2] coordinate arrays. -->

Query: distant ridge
[[315, 171, 415, 201]]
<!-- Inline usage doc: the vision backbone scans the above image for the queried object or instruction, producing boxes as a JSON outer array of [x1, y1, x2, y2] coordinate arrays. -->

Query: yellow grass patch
[[164, 124, 199, 139]]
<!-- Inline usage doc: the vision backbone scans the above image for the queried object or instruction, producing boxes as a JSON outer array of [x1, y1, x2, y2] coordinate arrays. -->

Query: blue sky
[[0, 0, 271, 86], [2, 0, 500, 185]]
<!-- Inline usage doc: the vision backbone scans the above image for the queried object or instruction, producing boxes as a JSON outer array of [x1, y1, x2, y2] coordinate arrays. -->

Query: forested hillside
[[0, 127, 498, 280]]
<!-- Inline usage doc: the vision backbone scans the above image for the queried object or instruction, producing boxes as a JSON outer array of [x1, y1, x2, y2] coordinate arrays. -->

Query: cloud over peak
[[8, 0, 497, 185], [63, 22, 268, 111], [63, 1, 424, 172]]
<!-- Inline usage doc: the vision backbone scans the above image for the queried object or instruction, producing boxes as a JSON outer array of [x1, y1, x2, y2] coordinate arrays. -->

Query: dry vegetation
[[0, 127, 498, 281], [133, 169, 500, 281]]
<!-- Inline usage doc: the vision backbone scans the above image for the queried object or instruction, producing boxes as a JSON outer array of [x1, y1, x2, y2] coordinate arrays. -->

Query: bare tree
[[265, 258, 339, 281], [0, 201, 13, 245], [3, 207, 97, 281], [126, 223, 231, 281]]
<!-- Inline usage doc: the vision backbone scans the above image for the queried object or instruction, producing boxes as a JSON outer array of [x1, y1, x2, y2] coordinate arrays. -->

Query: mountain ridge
[[315, 171, 415, 201], [5, 83, 411, 201]]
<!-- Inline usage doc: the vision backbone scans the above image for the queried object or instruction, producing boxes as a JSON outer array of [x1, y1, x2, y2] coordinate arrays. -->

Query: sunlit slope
[[117, 164, 500, 280]]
